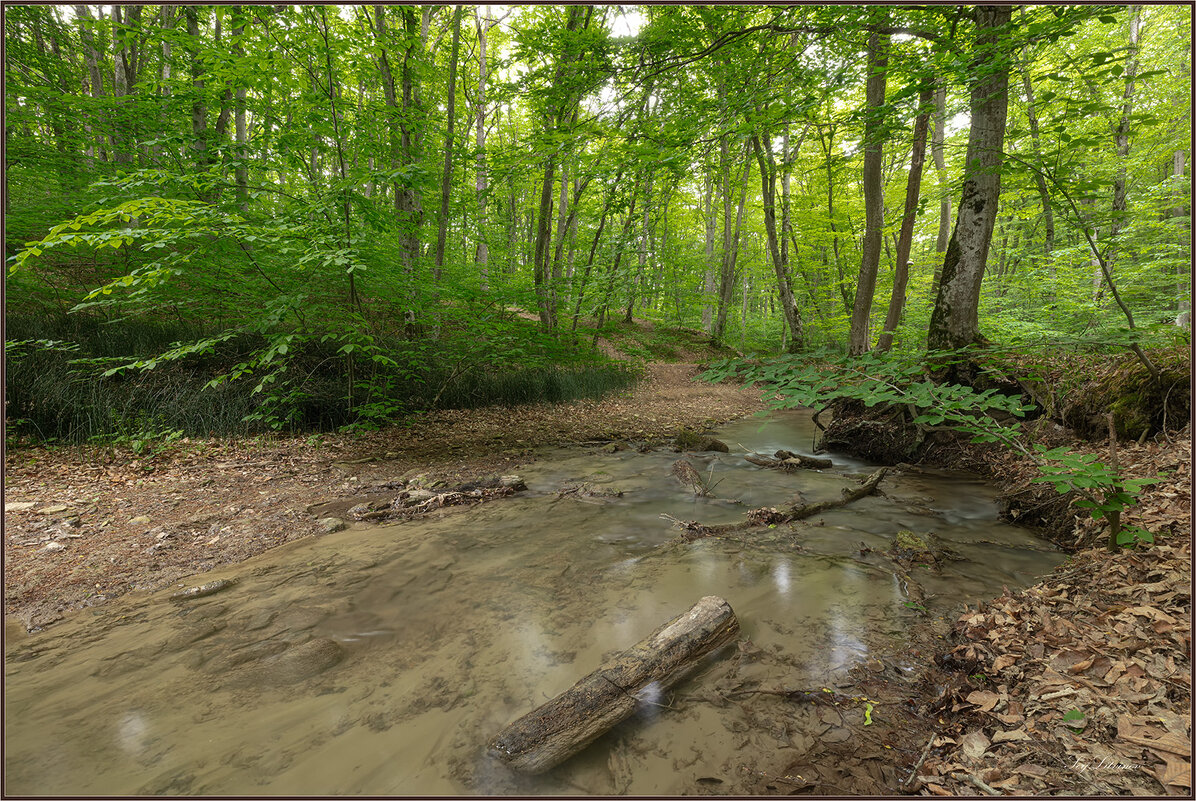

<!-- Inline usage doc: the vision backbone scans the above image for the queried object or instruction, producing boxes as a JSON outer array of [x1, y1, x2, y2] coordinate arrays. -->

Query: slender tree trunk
[[848, 28, 889, 356], [933, 80, 951, 255], [701, 172, 717, 332], [928, 5, 1012, 354], [876, 84, 933, 353], [1017, 52, 1054, 255], [714, 140, 751, 344], [475, 5, 491, 290], [1096, 5, 1141, 300], [184, 7, 210, 178], [752, 132, 803, 353], [232, 7, 248, 214], [111, 6, 133, 165], [532, 6, 589, 331], [318, 6, 358, 310], [75, 5, 108, 163], [433, 5, 464, 281]]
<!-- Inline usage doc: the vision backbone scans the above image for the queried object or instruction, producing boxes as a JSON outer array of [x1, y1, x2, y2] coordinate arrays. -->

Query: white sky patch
[[609, 7, 645, 39], [947, 111, 971, 135]]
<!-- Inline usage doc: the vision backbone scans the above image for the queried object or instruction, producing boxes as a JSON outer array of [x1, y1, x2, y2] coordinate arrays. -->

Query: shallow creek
[[5, 410, 1065, 795]]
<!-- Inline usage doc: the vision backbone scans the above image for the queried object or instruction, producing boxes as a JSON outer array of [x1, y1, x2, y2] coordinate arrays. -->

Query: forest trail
[[3, 354, 764, 632]]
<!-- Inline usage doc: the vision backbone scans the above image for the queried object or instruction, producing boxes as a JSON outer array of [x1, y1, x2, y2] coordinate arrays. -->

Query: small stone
[[384, 451, 400, 460], [37, 504, 70, 515], [5, 502, 37, 512], [43, 541, 67, 552], [130, 515, 151, 525], [317, 517, 346, 534]]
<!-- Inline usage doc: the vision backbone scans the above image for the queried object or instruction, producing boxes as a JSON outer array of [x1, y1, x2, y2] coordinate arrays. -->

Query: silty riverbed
[[5, 410, 1065, 795]]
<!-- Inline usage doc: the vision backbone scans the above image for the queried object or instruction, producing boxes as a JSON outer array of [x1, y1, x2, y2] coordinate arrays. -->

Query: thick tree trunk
[[488, 596, 739, 774], [876, 84, 933, 353], [849, 29, 889, 356], [927, 5, 1012, 354]]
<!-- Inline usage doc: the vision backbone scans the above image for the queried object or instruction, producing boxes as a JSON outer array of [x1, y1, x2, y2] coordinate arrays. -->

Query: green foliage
[[705, 349, 1165, 550], [701, 349, 1033, 437]]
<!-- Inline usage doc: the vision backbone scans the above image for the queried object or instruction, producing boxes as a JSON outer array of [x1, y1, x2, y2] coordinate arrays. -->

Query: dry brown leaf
[[1155, 755, 1192, 790], [1118, 730, 1192, 758], [1013, 763, 1050, 778], [960, 730, 991, 763], [992, 728, 1032, 743], [991, 653, 1017, 672], [966, 690, 1001, 712]]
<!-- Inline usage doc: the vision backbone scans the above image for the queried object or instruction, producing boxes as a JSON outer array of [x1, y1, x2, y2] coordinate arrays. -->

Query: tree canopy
[[5, 4, 1190, 438]]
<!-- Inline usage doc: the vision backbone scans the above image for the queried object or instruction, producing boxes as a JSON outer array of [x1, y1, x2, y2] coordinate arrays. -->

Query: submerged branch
[[662, 468, 887, 542]]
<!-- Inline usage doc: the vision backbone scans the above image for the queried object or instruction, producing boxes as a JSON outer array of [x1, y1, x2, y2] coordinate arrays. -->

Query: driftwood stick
[[661, 469, 888, 541], [745, 451, 833, 471], [903, 733, 936, 788], [786, 467, 887, 520], [488, 596, 740, 774]]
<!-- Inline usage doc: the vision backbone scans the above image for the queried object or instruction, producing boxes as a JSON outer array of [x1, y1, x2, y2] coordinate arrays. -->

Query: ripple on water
[[4, 409, 1065, 795]]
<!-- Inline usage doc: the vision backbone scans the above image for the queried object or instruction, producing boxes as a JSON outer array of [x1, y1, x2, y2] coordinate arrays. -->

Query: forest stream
[[4, 410, 1067, 796]]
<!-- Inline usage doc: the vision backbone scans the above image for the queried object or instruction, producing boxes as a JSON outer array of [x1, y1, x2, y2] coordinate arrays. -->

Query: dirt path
[[3, 361, 763, 631]]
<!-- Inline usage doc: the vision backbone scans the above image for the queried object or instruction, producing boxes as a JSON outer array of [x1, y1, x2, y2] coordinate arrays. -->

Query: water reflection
[[5, 409, 1066, 796]]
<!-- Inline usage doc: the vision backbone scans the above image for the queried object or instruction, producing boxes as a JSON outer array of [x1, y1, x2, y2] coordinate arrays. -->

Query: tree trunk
[[184, 7, 211, 179], [713, 139, 751, 344], [848, 28, 889, 356], [876, 84, 933, 353], [701, 172, 717, 333], [1016, 50, 1054, 255], [474, 5, 491, 290], [488, 596, 739, 775], [1097, 5, 1141, 299], [232, 7, 248, 213], [753, 132, 803, 353], [932, 80, 951, 254], [532, 6, 589, 331], [75, 5, 108, 164], [433, 5, 464, 282], [927, 5, 1012, 354]]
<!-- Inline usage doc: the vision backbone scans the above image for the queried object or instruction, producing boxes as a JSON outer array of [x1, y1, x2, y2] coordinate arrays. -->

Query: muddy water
[[5, 410, 1064, 795]]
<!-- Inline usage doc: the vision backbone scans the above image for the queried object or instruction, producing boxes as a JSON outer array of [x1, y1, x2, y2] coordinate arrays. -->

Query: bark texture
[[488, 596, 739, 774], [928, 6, 1012, 353]]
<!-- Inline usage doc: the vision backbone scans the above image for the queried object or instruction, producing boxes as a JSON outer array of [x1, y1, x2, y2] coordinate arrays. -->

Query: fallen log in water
[[488, 595, 740, 774], [662, 467, 888, 540], [745, 449, 833, 471]]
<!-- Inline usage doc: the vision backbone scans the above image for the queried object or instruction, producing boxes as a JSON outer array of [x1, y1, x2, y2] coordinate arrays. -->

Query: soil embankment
[[808, 349, 1192, 796]]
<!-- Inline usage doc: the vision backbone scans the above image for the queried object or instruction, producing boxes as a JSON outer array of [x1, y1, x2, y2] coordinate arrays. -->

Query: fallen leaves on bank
[[912, 536, 1191, 795]]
